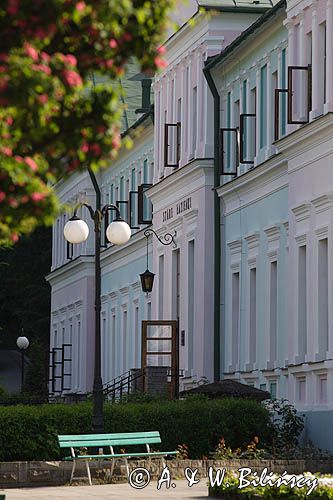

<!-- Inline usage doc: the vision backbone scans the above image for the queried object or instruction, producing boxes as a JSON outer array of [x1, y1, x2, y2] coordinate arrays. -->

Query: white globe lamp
[[16, 336, 29, 350], [64, 216, 89, 244], [106, 218, 131, 245]]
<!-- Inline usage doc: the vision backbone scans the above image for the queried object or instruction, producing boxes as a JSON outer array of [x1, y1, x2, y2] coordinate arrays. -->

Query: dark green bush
[[0, 397, 271, 461]]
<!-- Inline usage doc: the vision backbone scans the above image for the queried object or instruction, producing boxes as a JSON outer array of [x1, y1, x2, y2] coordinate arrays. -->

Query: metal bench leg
[[124, 458, 130, 479], [86, 461, 92, 486], [110, 458, 115, 481], [70, 461, 76, 485]]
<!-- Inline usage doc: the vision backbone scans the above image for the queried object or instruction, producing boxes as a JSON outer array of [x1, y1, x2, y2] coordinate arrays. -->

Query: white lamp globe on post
[[106, 217, 131, 245], [64, 215, 89, 244], [16, 336, 29, 350], [16, 335, 29, 393]]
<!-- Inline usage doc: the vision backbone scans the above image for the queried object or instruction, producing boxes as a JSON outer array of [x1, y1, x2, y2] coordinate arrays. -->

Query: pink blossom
[[76, 1, 86, 11], [24, 42, 39, 62], [11, 233, 19, 243], [122, 33, 132, 42], [80, 142, 89, 153], [106, 59, 114, 69], [65, 55, 77, 66], [14, 155, 24, 163], [32, 64, 51, 75], [0, 192, 6, 202], [112, 134, 121, 150], [24, 157, 38, 171], [6, 116, 13, 125], [154, 56, 168, 70], [0, 77, 9, 92], [90, 143, 102, 156], [0, 146, 12, 156], [41, 52, 51, 62], [34, 28, 47, 40], [62, 70, 82, 87], [31, 192, 46, 202], [7, 0, 19, 16], [0, 66, 7, 73], [157, 46, 166, 55], [8, 198, 18, 208], [109, 39, 118, 49], [38, 94, 48, 104], [21, 195, 29, 204]]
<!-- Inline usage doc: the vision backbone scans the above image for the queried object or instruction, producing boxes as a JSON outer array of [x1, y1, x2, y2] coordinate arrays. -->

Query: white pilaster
[[324, 0, 333, 112]]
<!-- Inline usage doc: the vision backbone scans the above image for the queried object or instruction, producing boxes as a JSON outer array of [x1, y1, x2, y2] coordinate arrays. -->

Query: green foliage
[[263, 399, 305, 456], [0, 0, 174, 244], [211, 436, 270, 460], [0, 398, 271, 461]]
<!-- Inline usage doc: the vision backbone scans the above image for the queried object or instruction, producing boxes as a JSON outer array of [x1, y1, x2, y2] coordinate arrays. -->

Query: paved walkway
[[1, 480, 209, 499]]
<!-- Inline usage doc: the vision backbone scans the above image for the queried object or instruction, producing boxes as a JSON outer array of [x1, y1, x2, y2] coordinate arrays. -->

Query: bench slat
[[58, 432, 162, 448], [64, 451, 178, 460]]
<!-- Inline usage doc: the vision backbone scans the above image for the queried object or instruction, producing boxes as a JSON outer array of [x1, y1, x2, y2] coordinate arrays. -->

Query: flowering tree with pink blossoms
[[0, 0, 171, 245]]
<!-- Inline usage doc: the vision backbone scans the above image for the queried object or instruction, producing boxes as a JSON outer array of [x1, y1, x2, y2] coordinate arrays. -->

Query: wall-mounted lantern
[[141, 228, 177, 294]]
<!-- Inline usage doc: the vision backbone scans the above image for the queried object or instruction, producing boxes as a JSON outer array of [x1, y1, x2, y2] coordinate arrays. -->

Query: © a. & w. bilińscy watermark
[[128, 466, 319, 496]]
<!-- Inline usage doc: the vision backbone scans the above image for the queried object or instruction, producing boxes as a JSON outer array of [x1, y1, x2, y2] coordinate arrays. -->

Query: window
[[249, 268, 257, 364], [260, 65, 267, 148], [232, 272, 240, 367], [191, 86, 197, 157], [297, 378, 306, 402], [318, 376, 327, 403], [318, 238, 328, 354], [76, 320, 80, 388], [111, 313, 116, 379], [298, 245, 307, 358], [269, 381, 277, 399], [134, 305, 139, 368], [260, 383, 267, 391], [143, 159, 148, 184], [188, 240, 195, 370], [122, 309, 128, 372], [158, 255, 164, 319], [172, 249, 180, 319], [270, 261, 277, 363]]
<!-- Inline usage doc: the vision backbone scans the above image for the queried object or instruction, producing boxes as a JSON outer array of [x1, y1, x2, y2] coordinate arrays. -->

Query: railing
[[103, 368, 145, 401]]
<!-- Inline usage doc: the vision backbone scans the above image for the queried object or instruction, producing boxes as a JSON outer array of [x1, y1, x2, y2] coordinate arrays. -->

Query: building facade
[[47, 0, 333, 449], [206, 0, 333, 449]]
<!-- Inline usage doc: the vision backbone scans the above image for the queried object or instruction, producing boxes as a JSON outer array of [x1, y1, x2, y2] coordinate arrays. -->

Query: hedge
[[0, 397, 271, 461]]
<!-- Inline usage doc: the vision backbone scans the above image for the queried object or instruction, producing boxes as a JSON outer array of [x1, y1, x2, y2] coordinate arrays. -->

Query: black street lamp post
[[16, 333, 29, 393], [64, 168, 131, 433]]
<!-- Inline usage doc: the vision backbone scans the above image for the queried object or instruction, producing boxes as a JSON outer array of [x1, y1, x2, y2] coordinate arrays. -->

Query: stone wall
[[1, 459, 333, 489]]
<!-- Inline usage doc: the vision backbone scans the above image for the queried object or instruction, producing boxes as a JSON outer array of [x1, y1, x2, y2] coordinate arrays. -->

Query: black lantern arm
[[144, 228, 177, 248], [101, 204, 122, 220], [72, 202, 95, 221]]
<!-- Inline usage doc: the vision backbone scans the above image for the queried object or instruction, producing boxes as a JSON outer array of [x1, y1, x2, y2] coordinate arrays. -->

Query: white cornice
[[146, 159, 214, 207], [275, 113, 333, 159]]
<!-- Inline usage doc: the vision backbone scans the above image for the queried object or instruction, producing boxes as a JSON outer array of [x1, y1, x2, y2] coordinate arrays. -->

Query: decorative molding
[[247, 256, 257, 268], [101, 294, 108, 304], [295, 233, 307, 246], [244, 232, 260, 251], [267, 249, 278, 262], [264, 225, 281, 256], [119, 286, 129, 296], [312, 194, 333, 214], [291, 203, 311, 222], [130, 281, 142, 293], [227, 238, 242, 255], [109, 291, 118, 301], [314, 225, 329, 240]]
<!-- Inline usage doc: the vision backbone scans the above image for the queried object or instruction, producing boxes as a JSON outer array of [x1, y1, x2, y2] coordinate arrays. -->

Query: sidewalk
[[1, 480, 208, 499]]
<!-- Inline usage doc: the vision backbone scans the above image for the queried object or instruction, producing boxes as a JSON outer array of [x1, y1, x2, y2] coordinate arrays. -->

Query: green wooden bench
[[58, 431, 177, 485]]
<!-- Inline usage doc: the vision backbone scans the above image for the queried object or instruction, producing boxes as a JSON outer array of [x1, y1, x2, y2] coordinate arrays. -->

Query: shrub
[[0, 397, 271, 461]]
